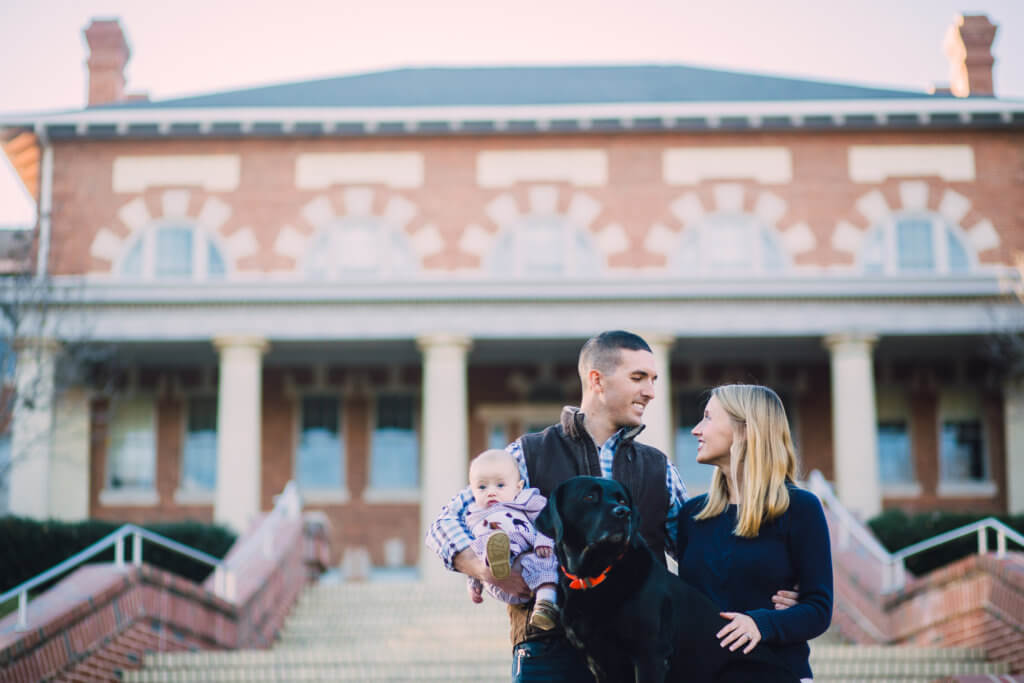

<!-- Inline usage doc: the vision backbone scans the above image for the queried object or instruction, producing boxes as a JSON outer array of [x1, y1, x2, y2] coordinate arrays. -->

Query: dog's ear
[[534, 484, 563, 542]]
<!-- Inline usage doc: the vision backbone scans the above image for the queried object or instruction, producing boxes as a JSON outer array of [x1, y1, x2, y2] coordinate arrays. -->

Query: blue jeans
[[512, 636, 595, 682]]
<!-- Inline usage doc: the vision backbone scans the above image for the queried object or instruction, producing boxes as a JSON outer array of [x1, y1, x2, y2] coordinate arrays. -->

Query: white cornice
[[3, 98, 1022, 139], [36, 271, 1021, 304]]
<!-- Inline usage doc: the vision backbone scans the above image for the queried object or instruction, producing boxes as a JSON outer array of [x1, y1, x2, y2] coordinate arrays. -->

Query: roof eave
[[3, 98, 1023, 141]]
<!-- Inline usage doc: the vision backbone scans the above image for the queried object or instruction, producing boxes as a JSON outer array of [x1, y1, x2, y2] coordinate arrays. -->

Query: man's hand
[[467, 581, 483, 604], [535, 546, 552, 558], [772, 585, 799, 610], [453, 548, 531, 600]]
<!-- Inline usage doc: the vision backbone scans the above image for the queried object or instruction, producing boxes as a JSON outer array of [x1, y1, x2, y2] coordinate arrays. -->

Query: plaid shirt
[[425, 427, 687, 571]]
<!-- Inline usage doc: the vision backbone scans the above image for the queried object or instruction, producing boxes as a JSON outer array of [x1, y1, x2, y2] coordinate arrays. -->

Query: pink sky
[[0, 0, 1022, 115]]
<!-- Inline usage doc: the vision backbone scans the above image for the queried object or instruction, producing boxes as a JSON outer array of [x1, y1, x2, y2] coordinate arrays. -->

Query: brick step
[[146, 648, 509, 668], [808, 644, 990, 661], [810, 660, 1010, 676], [813, 679, 938, 683], [124, 661, 511, 682]]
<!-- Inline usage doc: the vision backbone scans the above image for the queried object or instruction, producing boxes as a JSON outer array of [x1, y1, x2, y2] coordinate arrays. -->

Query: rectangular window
[[181, 396, 217, 491], [896, 219, 935, 271], [370, 395, 418, 490], [940, 420, 986, 482], [877, 421, 914, 484], [675, 391, 715, 495], [107, 397, 156, 490], [0, 431, 10, 513], [0, 338, 14, 381], [297, 396, 343, 489], [487, 423, 508, 451]]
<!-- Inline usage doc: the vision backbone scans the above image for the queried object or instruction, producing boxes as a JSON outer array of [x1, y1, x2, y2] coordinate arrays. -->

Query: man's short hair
[[578, 330, 652, 376]]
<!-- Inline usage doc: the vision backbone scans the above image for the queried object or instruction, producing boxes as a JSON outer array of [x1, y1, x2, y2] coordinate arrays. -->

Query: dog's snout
[[612, 504, 631, 519]]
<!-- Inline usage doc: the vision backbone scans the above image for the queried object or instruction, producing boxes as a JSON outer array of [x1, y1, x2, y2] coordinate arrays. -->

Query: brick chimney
[[944, 14, 997, 97], [84, 19, 131, 107]]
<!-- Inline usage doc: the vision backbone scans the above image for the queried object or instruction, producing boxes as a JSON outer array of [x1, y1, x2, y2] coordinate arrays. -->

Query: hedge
[[868, 509, 1024, 576], [0, 517, 236, 595]]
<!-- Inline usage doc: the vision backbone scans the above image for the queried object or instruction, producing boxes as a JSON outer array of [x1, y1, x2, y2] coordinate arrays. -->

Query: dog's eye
[[583, 493, 597, 502]]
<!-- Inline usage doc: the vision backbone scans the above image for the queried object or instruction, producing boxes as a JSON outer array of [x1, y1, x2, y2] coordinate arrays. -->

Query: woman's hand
[[717, 612, 762, 654]]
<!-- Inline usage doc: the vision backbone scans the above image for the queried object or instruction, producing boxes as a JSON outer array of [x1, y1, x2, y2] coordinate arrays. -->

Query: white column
[[824, 333, 881, 519], [1005, 377, 1024, 514], [417, 333, 472, 583], [50, 387, 91, 520], [9, 338, 59, 519], [213, 334, 268, 534], [636, 333, 674, 460]]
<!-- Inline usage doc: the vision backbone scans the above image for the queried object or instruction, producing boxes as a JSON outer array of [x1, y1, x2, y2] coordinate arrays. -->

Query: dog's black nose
[[612, 505, 631, 519]]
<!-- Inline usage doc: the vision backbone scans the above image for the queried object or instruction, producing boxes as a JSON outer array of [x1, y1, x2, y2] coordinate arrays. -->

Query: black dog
[[534, 476, 798, 683]]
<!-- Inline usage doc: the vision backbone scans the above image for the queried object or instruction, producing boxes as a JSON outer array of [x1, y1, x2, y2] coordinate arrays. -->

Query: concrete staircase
[[125, 579, 1013, 682]]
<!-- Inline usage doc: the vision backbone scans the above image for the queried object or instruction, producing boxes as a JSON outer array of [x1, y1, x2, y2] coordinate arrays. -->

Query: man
[[426, 331, 795, 681]]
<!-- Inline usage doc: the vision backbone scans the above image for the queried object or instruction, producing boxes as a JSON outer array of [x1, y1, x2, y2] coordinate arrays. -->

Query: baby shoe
[[529, 599, 560, 631], [486, 532, 511, 579]]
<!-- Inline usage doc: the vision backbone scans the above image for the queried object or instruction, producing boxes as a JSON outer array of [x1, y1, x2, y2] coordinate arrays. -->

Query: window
[[671, 213, 788, 275], [0, 431, 10, 513], [369, 395, 419, 491], [937, 391, 991, 495], [304, 217, 416, 280], [486, 215, 602, 278], [940, 420, 986, 482], [487, 423, 508, 451], [119, 223, 228, 281], [674, 391, 715, 495], [861, 214, 973, 275], [181, 396, 217, 492], [0, 338, 15, 382], [878, 422, 914, 484], [876, 389, 916, 490], [296, 396, 343, 490], [106, 397, 156, 491]]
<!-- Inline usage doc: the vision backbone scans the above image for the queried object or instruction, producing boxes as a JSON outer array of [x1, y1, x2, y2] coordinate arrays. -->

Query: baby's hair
[[469, 449, 522, 481]]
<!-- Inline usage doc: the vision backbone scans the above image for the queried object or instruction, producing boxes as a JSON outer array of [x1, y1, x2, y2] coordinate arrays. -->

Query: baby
[[465, 449, 559, 630]]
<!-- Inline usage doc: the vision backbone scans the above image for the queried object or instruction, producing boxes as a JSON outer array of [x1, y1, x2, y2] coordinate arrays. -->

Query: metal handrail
[[0, 480, 302, 633], [805, 470, 1024, 593], [806, 470, 893, 563], [0, 524, 223, 632], [893, 517, 1024, 561]]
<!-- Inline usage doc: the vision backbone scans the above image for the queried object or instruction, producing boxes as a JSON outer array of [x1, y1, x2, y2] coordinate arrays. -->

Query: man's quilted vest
[[506, 407, 670, 645]]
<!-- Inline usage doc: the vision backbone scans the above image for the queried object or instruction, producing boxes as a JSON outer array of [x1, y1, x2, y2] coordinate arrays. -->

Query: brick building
[[1, 15, 1022, 579]]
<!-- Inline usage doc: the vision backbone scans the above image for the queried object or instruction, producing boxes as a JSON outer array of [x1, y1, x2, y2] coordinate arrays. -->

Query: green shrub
[[0, 517, 236, 595], [868, 509, 1024, 576]]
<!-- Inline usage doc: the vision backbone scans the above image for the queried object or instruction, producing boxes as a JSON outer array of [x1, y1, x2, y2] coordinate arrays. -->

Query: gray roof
[[95, 64, 945, 110]]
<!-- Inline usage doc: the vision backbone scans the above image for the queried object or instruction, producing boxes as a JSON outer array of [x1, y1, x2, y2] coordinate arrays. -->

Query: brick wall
[[44, 130, 1024, 278]]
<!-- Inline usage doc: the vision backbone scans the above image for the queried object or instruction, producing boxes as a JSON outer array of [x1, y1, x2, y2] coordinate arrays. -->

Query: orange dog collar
[[561, 553, 624, 590]]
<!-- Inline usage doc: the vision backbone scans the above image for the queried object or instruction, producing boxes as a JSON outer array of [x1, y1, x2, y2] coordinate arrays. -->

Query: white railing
[[806, 470, 1024, 593], [216, 481, 302, 601], [0, 481, 302, 632]]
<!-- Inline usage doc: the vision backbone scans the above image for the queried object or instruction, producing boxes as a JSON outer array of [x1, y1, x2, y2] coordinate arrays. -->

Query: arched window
[[670, 213, 788, 274], [860, 213, 973, 275], [485, 215, 602, 278], [118, 223, 227, 280], [303, 217, 416, 280]]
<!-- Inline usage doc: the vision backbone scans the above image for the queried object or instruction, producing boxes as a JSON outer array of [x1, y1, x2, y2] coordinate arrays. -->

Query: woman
[[677, 384, 832, 682]]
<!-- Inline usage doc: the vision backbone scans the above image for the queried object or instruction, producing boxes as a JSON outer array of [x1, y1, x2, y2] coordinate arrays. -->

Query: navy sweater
[[676, 484, 833, 680]]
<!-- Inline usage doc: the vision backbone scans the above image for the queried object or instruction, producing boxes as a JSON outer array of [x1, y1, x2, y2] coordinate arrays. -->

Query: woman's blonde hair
[[694, 384, 798, 537]]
